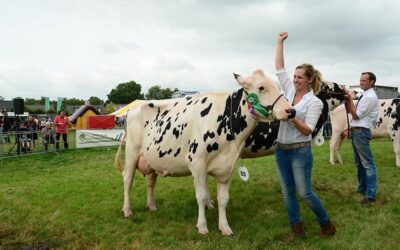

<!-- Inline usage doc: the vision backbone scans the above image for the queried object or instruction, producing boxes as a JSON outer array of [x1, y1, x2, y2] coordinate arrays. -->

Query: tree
[[88, 96, 104, 105], [0, 96, 4, 101], [63, 98, 85, 105], [107, 81, 144, 104], [24, 98, 38, 105], [145, 85, 178, 100], [105, 102, 116, 114]]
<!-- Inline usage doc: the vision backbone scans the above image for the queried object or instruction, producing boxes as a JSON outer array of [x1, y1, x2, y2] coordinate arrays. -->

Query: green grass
[[1, 139, 399, 249]]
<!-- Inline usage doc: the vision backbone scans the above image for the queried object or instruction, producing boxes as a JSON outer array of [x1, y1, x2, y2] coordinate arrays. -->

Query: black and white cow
[[114, 69, 295, 235], [240, 81, 356, 158], [329, 99, 400, 167]]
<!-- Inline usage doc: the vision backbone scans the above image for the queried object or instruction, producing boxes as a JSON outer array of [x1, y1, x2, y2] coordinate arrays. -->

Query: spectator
[[54, 110, 70, 149], [1, 111, 11, 143], [24, 115, 38, 148], [42, 121, 56, 150]]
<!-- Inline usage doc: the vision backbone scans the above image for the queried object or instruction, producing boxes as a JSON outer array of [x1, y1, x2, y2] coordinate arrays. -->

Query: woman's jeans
[[275, 145, 329, 225], [351, 127, 377, 199]]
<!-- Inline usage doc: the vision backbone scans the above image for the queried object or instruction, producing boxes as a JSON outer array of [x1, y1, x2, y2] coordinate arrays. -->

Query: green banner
[[57, 97, 63, 113], [45, 97, 50, 112]]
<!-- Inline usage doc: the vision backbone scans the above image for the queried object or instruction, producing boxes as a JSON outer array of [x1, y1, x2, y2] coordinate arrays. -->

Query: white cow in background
[[329, 99, 400, 167]]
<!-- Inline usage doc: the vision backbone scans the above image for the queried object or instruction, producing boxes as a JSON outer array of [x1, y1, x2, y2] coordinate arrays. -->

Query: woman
[[274, 32, 336, 241], [25, 115, 38, 149]]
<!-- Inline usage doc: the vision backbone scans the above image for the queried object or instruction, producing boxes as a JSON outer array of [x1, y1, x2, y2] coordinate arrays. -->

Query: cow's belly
[[143, 151, 191, 177]]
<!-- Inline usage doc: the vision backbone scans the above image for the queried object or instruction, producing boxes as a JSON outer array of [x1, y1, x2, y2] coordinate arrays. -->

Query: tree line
[[1, 81, 179, 114]]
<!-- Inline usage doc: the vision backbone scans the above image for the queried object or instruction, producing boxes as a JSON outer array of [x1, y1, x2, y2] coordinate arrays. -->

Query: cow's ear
[[234, 73, 245, 87]]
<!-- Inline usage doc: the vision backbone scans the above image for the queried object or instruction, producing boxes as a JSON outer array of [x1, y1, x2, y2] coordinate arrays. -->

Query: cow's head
[[318, 81, 357, 110], [311, 81, 358, 137], [234, 69, 295, 121]]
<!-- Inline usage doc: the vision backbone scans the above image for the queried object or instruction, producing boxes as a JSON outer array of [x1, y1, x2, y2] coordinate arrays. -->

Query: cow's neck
[[228, 89, 257, 142]]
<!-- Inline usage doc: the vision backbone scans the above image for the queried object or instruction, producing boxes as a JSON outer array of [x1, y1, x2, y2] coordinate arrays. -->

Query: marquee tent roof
[[111, 100, 141, 117]]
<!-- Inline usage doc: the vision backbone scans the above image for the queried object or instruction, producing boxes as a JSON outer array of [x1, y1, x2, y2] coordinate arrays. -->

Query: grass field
[[1, 138, 400, 249]]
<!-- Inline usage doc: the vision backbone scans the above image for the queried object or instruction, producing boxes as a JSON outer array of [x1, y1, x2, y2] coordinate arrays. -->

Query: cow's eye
[[259, 87, 264, 92]]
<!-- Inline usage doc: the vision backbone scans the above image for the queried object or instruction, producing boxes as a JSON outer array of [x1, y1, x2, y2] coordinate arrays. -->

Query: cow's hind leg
[[205, 176, 214, 209], [392, 133, 400, 167], [146, 172, 158, 211], [336, 135, 345, 164], [216, 180, 233, 236], [122, 149, 139, 217], [190, 161, 209, 234]]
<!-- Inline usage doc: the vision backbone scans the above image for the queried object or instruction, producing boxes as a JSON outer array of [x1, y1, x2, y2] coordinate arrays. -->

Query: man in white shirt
[[344, 72, 379, 206]]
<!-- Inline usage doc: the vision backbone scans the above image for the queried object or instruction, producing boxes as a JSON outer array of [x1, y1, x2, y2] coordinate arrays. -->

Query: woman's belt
[[277, 141, 311, 150]]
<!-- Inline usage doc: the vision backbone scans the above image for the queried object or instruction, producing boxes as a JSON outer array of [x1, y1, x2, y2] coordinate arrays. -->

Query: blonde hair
[[296, 63, 322, 94]]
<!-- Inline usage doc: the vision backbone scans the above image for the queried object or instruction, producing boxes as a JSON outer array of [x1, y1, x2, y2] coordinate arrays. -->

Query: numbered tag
[[238, 165, 249, 182], [314, 135, 325, 146]]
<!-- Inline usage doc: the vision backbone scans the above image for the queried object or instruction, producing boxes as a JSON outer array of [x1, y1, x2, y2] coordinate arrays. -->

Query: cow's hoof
[[219, 226, 233, 236], [218, 225, 233, 236], [196, 224, 209, 235], [147, 204, 158, 212], [122, 209, 133, 218], [329, 161, 335, 165], [197, 227, 209, 235]]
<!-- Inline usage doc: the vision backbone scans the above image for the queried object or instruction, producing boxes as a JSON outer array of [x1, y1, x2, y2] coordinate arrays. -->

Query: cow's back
[[126, 93, 235, 173]]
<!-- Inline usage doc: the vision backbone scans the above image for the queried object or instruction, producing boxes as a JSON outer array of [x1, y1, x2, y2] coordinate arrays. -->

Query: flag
[[57, 97, 63, 113], [45, 97, 50, 112]]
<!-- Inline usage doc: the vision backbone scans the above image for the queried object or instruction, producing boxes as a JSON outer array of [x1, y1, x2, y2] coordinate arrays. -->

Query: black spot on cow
[[144, 121, 149, 128], [174, 148, 181, 157], [159, 150, 168, 158], [183, 108, 187, 113], [173, 127, 180, 139], [186, 96, 192, 101], [174, 102, 178, 107], [200, 103, 212, 117], [242, 99, 246, 106], [161, 110, 169, 118], [194, 100, 199, 105], [201, 97, 208, 104], [149, 103, 154, 108], [203, 131, 215, 142], [187, 100, 193, 105], [216, 89, 247, 141], [206, 142, 219, 153], [381, 102, 386, 107], [167, 148, 172, 155], [189, 140, 199, 154]]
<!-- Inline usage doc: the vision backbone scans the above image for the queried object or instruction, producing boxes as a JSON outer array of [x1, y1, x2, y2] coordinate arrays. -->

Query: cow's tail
[[114, 131, 126, 174]]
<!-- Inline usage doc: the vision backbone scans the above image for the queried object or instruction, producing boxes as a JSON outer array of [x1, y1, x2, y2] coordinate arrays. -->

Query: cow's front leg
[[217, 180, 233, 236], [146, 172, 158, 211], [190, 162, 209, 234]]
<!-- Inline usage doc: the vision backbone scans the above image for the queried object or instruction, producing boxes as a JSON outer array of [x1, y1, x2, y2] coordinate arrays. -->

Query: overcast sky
[[1, 0, 399, 101]]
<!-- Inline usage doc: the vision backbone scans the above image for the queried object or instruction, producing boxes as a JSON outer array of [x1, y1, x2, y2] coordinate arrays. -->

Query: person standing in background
[[344, 72, 379, 206], [54, 110, 70, 149]]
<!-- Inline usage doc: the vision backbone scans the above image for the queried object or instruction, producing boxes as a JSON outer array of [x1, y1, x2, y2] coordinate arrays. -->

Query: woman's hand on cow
[[277, 32, 288, 43]]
